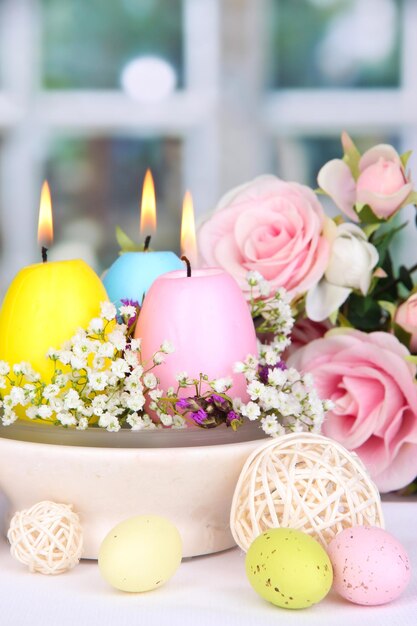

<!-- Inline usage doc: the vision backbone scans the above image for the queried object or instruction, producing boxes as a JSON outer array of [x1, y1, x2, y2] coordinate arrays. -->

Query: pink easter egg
[[328, 526, 411, 606]]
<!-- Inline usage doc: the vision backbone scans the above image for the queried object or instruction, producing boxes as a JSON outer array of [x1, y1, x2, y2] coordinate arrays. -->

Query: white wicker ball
[[7, 501, 83, 575], [230, 433, 384, 552]]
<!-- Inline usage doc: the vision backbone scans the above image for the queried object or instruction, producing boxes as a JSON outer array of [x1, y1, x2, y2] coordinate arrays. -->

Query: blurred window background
[[0, 0, 416, 295]]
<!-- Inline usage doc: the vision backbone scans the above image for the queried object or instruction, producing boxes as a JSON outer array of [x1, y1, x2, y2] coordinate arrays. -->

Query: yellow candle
[[0, 182, 108, 382], [0, 259, 107, 381]]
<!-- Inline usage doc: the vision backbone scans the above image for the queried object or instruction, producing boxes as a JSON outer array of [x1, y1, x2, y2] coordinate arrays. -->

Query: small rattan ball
[[7, 501, 83, 575], [230, 433, 384, 552]]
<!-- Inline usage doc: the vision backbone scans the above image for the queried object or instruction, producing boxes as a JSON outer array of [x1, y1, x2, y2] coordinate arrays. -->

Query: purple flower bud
[[191, 408, 208, 425], [175, 398, 190, 410], [226, 410, 239, 425]]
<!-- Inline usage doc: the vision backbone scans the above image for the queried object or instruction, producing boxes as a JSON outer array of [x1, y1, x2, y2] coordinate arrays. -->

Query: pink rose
[[289, 329, 417, 492], [318, 132, 413, 221], [396, 294, 417, 353], [198, 175, 330, 299]]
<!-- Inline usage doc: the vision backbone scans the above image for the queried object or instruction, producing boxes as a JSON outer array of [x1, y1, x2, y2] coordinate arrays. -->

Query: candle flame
[[37, 181, 54, 247], [181, 190, 198, 266], [140, 169, 157, 236]]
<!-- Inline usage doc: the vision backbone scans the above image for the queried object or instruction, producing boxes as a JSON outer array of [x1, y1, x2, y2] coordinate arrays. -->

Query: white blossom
[[100, 301, 117, 321], [119, 304, 137, 319], [8, 387, 25, 406], [260, 414, 280, 436], [108, 329, 127, 351], [57, 411, 77, 426], [25, 406, 38, 420], [175, 371, 189, 383], [46, 348, 60, 360], [258, 280, 271, 297], [88, 371, 108, 391], [212, 377, 232, 393], [98, 412, 121, 432], [172, 415, 186, 429], [111, 358, 130, 378], [161, 340, 174, 354], [124, 350, 139, 368], [124, 392, 145, 412], [143, 373, 157, 389], [88, 317, 104, 333], [247, 380, 266, 400], [2, 410, 17, 425], [37, 405, 53, 419], [126, 413, 145, 430], [97, 342, 116, 358], [153, 352, 165, 365], [247, 271, 264, 286], [240, 401, 261, 421], [130, 338, 141, 351], [70, 354, 87, 370], [259, 387, 280, 411], [43, 384, 59, 400], [0, 361, 10, 375], [64, 388, 82, 410], [267, 368, 287, 387], [159, 413, 173, 426], [77, 417, 89, 430], [92, 355, 106, 370], [58, 350, 73, 365], [91, 394, 109, 416]]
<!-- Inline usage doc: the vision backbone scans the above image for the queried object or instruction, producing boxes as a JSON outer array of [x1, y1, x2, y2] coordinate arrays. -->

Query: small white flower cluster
[[0, 302, 176, 432], [247, 272, 294, 355], [234, 354, 333, 437]]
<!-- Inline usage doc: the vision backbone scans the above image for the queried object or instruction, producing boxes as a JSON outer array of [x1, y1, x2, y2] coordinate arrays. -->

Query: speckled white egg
[[328, 526, 411, 605], [98, 515, 182, 592]]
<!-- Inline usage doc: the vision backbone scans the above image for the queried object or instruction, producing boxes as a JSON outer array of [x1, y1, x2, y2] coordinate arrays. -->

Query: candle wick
[[144, 235, 151, 252], [41, 247, 48, 263], [181, 255, 192, 278]]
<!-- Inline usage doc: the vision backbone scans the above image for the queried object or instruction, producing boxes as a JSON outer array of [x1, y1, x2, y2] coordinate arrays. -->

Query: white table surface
[[0, 496, 416, 626]]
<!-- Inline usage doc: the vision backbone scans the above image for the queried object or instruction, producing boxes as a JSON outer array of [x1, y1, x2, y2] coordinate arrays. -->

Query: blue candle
[[103, 248, 183, 308], [103, 170, 183, 307]]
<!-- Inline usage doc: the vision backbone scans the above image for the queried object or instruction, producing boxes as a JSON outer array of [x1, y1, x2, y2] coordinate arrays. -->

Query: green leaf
[[337, 312, 354, 328], [404, 190, 417, 206], [372, 221, 408, 266], [393, 322, 411, 349], [363, 223, 381, 238], [329, 309, 339, 325], [378, 300, 397, 320], [400, 150, 412, 169], [405, 355, 417, 364], [115, 226, 141, 253], [341, 132, 361, 179], [345, 294, 383, 331], [399, 265, 414, 291], [357, 204, 385, 225]]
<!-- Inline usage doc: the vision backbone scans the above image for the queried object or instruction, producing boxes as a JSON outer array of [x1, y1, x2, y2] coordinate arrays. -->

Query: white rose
[[306, 221, 378, 321]]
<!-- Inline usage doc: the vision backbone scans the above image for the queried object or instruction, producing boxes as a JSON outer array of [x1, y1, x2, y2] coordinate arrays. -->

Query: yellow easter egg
[[245, 528, 333, 609], [98, 515, 182, 593]]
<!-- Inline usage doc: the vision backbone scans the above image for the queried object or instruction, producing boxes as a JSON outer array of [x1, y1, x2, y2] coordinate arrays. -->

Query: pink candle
[[135, 266, 257, 398]]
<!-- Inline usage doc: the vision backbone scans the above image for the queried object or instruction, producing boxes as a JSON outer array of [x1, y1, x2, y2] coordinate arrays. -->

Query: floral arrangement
[[197, 132, 417, 492], [0, 278, 330, 438]]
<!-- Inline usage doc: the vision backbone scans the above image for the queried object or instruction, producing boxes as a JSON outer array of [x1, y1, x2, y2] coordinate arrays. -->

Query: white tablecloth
[[0, 496, 416, 626]]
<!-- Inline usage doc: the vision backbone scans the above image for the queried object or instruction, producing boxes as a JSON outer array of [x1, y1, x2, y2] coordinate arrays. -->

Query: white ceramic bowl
[[0, 422, 266, 559]]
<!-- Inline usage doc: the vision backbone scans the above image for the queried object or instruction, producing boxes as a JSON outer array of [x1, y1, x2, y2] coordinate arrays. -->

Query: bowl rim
[[0, 419, 267, 450]]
